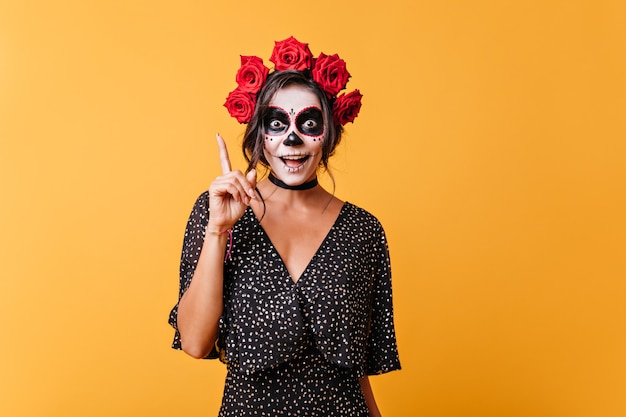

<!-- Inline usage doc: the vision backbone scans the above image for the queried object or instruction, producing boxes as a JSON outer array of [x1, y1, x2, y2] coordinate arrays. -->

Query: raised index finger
[[215, 133, 232, 174]]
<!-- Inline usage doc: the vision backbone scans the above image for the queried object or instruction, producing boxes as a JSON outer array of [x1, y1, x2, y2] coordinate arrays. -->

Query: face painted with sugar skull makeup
[[263, 84, 325, 186]]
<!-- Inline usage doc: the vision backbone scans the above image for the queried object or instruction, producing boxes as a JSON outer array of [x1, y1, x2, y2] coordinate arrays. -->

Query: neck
[[268, 172, 318, 191]]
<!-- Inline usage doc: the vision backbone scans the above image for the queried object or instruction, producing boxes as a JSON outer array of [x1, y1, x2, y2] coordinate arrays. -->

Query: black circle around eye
[[264, 107, 290, 135], [296, 108, 324, 136]]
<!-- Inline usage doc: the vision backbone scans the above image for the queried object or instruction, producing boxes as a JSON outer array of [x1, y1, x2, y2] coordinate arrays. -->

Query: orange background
[[1, 1, 625, 416]]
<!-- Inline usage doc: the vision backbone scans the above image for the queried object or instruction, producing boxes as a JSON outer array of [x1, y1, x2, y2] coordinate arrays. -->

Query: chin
[[274, 170, 316, 184]]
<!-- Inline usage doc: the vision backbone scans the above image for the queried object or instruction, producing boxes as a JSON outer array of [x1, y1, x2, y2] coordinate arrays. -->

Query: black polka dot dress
[[169, 192, 401, 416]]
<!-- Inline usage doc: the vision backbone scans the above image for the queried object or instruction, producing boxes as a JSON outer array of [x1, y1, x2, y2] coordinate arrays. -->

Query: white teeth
[[280, 155, 307, 160]]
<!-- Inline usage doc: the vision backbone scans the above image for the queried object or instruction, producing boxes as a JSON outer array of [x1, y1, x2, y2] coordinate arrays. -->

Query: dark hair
[[242, 70, 344, 174]]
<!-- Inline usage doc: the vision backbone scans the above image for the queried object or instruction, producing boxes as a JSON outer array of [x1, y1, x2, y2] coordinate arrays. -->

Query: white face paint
[[263, 84, 325, 185]]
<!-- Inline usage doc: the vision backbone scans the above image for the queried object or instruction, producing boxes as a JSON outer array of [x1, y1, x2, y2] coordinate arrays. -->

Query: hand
[[207, 133, 257, 231]]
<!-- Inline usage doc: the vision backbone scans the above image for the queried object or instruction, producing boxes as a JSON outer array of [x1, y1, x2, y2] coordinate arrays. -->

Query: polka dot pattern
[[169, 192, 401, 415]]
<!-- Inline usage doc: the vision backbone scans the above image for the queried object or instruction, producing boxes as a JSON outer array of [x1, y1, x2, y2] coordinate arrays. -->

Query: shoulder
[[192, 190, 210, 210], [341, 202, 386, 234], [186, 191, 210, 217], [183, 191, 210, 230]]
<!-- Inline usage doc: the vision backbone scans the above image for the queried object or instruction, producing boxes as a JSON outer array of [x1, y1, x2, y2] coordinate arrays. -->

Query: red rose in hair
[[224, 88, 256, 124], [333, 90, 362, 125], [312, 53, 351, 97], [269, 36, 313, 71], [235, 56, 269, 93]]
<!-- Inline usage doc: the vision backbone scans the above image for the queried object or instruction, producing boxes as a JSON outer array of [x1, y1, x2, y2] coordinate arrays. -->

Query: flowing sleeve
[[365, 225, 401, 375], [167, 191, 220, 359]]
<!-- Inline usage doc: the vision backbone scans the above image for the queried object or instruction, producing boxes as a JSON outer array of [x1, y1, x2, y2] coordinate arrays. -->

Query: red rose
[[235, 55, 269, 93], [269, 36, 313, 71], [312, 53, 351, 97], [333, 90, 363, 125], [224, 88, 257, 124]]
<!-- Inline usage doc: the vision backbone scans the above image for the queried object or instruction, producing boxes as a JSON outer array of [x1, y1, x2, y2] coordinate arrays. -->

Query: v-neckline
[[249, 202, 349, 285]]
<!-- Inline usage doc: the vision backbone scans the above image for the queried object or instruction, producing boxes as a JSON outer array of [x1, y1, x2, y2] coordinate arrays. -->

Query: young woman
[[169, 37, 400, 417]]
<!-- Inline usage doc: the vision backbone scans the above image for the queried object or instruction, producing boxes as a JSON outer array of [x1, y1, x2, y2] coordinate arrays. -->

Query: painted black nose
[[283, 131, 304, 146]]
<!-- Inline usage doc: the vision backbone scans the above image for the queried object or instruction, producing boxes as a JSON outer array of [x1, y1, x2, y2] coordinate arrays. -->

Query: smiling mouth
[[279, 154, 311, 168]]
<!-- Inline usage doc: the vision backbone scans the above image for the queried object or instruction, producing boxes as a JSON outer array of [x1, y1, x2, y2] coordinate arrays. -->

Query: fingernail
[[248, 189, 255, 198]]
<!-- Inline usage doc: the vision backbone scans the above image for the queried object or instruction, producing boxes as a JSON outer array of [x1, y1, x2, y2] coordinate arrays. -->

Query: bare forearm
[[360, 375, 382, 417], [177, 231, 228, 358]]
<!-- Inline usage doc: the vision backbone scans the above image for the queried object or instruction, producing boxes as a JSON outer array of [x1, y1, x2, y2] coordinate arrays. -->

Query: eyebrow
[[268, 105, 323, 121], [265, 107, 290, 119], [297, 107, 324, 118]]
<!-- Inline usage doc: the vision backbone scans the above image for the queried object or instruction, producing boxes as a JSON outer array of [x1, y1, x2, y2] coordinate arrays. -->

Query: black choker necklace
[[268, 173, 318, 190]]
